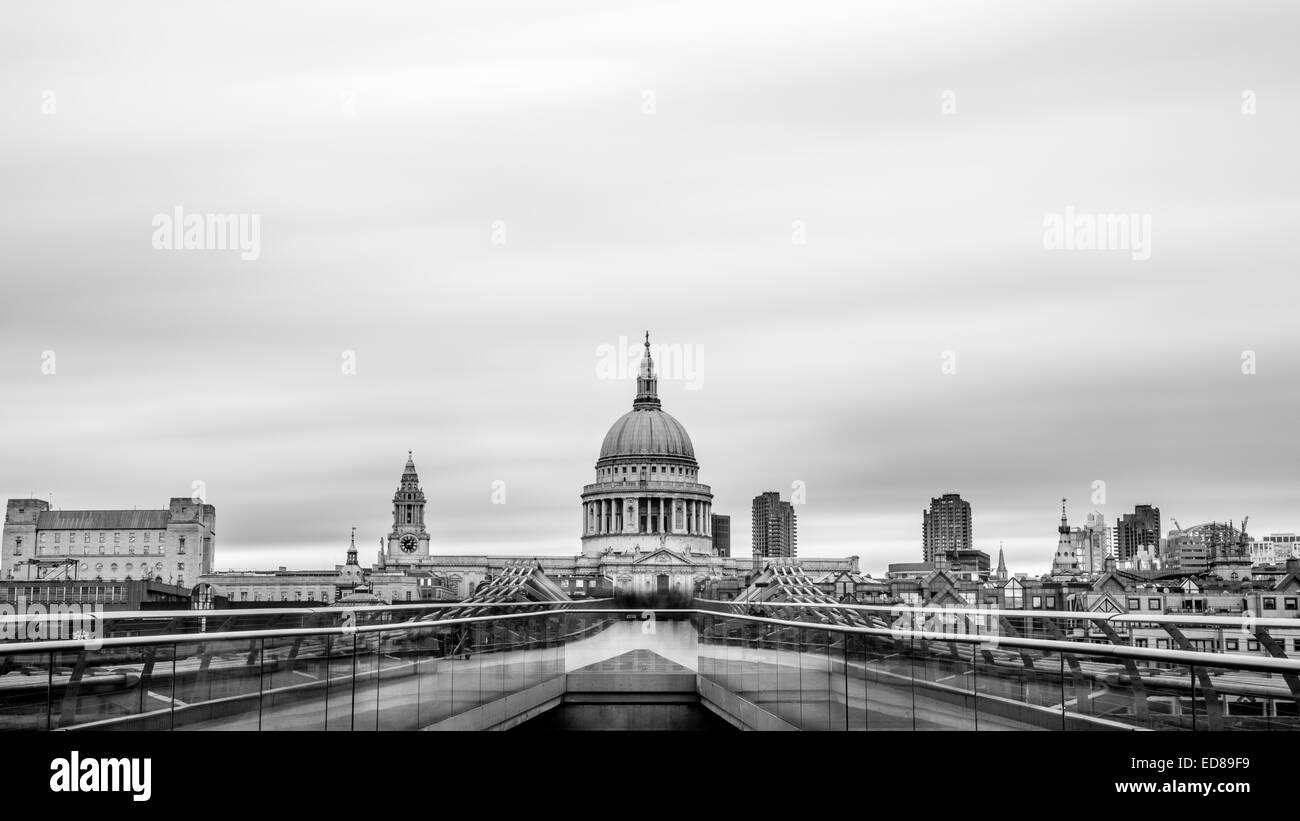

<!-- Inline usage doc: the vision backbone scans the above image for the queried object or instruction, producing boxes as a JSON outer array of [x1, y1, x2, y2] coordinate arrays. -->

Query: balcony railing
[[581, 480, 712, 494]]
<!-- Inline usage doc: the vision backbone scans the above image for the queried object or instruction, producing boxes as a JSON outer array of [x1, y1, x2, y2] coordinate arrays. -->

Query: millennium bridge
[[3, 593, 1298, 730]]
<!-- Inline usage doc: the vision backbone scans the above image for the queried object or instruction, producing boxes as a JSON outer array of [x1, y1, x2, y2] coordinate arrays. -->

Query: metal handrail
[[9, 595, 1290, 629], [0, 598, 613, 626], [0, 607, 613, 654], [1109, 612, 1300, 628], [694, 597, 1300, 629], [4, 607, 1300, 678]]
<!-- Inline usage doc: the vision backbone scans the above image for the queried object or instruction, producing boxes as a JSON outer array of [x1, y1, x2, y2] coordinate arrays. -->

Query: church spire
[[346, 527, 358, 566], [1052, 497, 1079, 575], [996, 542, 1008, 580], [400, 451, 421, 490], [633, 330, 661, 410]]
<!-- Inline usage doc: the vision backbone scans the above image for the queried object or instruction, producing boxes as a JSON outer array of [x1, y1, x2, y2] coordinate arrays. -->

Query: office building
[[752, 491, 797, 566], [1116, 505, 1160, 561], [711, 514, 731, 557], [922, 493, 972, 562]]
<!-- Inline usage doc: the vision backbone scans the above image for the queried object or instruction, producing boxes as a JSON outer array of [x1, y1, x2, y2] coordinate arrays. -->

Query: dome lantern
[[597, 331, 697, 465], [633, 330, 660, 410]]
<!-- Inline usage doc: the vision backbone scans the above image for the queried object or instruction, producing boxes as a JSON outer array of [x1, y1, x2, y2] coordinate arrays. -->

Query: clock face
[[400, 535, 418, 553]]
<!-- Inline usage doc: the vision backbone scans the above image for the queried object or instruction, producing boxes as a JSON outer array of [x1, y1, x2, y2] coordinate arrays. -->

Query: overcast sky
[[2, 1, 1298, 576]]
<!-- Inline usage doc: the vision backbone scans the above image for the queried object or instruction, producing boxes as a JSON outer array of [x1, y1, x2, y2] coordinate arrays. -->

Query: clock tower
[[385, 451, 430, 564]]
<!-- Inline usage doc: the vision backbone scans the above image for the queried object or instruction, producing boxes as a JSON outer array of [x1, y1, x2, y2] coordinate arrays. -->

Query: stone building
[[2, 496, 215, 589], [199, 530, 366, 604]]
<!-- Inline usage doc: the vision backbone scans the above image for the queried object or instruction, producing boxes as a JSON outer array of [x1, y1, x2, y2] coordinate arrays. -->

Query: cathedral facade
[[581, 334, 715, 558], [372, 333, 857, 599]]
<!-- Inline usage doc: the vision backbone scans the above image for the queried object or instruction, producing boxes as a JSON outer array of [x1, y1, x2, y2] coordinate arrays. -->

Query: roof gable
[[1089, 594, 1124, 613], [632, 548, 694, 565], [1274, 574, 1300, 593]]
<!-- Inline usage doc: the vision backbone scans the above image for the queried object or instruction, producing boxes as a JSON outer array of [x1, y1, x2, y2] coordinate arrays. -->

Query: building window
[[1031, 596, 1042, 608], [1248, 640, 1260, 652], [1126, 598, 1141, 610], [177, 562, 185, 571], [1156, 639, 1169, 650], [143, 532, 150, 542], [114, 533, 120, 543], [1263, 597, 1277, 610], [1045, 596, 1056, 609], [1134, 638, 1148, 648], [99, 533, 105, 543], [54, 532, 61, 543], [1148, 598, 1160, 610], [178, 538, 186, 554], [1226, 639, 1239, 651], [129, 532, 135, 542], [13, 537, 21, 556], [241, 592, 248, 601], [1286, 598, 1298, 611]]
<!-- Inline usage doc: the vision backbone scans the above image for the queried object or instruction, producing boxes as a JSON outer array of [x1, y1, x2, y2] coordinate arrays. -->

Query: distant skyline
[[3, 1, 1298, 576]]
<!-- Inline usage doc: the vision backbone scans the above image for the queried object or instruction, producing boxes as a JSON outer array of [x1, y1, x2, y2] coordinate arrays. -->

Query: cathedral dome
[[583, 332, 714, 561], [599, 407, 695, 462], [595, 332, 698, 466]]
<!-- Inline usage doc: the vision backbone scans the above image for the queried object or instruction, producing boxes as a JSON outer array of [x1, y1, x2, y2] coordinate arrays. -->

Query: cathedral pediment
[[631, 548, 693, 565]]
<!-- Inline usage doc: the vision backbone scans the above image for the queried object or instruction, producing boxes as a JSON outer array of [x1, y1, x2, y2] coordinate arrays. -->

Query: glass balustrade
[[3, 606, 1299, 731]]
